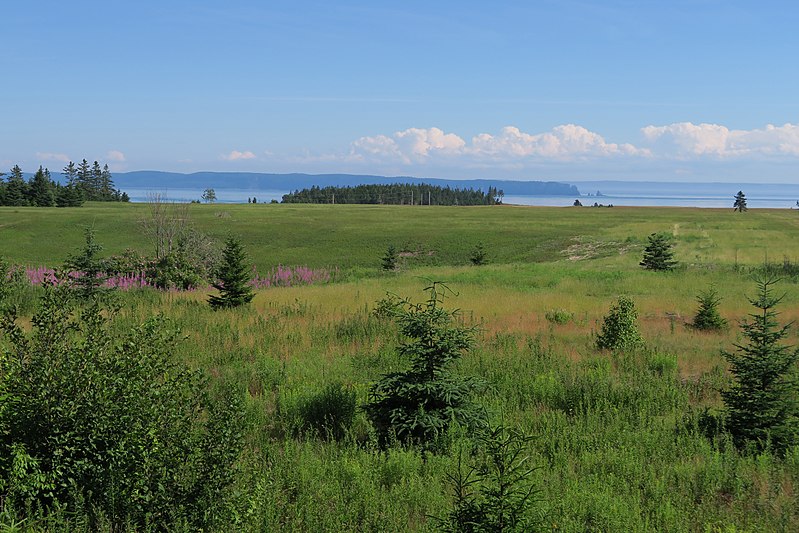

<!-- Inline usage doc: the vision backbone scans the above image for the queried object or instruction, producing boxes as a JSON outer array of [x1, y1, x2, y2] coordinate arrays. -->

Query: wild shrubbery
[[0, 284, 245, 529]]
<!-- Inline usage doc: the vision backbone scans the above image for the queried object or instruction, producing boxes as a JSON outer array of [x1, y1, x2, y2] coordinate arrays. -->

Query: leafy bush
[[544, 309, 574, 325], [298, 382, 357, 441], [364, 284, 484, 449], [595, 296, 643, 351], [470, 243, 488, 266], [0, 284, 245, 529], [722, 274, 799, 453], [691, 287, 727, 331]]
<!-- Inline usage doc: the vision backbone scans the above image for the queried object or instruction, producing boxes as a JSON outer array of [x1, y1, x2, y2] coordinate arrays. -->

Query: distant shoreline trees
[[0, 161, 129, 207], [281, 183, 504, 205]]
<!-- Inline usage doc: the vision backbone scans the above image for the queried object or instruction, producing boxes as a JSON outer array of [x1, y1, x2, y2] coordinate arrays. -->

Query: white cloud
[[468, 125, 644, 159], [641, 122, 799, 158], [349, 124, 643, 165], [222, 150, 256, 161], [35, 152, 70, 163], [106, 150, 126, 162]]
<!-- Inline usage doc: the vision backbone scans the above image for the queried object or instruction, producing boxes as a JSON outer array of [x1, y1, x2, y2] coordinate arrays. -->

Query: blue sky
[[3, 1, 799, 182]]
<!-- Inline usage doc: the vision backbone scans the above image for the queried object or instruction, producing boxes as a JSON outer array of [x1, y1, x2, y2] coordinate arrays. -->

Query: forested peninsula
[[281, 183, 504, 205]]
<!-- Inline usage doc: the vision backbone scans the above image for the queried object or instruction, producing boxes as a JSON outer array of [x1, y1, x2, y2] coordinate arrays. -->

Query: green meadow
[[1, 202, 799, 531]]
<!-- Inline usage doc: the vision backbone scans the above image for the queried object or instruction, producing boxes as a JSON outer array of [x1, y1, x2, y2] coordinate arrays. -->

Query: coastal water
[[124, 182, 799, 209]]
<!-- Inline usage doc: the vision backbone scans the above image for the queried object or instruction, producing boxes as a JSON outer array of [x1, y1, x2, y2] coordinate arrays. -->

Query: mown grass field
[[2, 202, 799, 531]]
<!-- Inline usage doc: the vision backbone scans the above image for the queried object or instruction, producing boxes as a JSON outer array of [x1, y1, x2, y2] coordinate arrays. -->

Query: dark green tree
[[734, 190, 748, 212], [691, 287, 727, 331], [364, 284, 484, 448], [76, 159, 93, 200], [722, 274, 799, 453], [4, 165, 29, 206], [208, 236, 255, 309], [640, 232, 677, 271], [28, 166, 55, 207], [382, 244, 398, 271]]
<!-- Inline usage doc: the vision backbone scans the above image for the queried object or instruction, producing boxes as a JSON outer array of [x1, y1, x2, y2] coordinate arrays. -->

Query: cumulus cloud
[[641, 122, 799, 158], [222, 150, 257, 161], [35, 152, 70, 163], [105, 150, 126, 162], [349, 124, 642, 164], [469, 125, 644, 159]]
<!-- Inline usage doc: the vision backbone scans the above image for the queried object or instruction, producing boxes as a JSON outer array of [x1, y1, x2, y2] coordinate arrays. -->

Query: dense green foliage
[[209, 236, 255, 309], [469, 243, 488, 266], [0, 285, 245, 529], [595, 296, 644, 351], [692, 287, 728, 331], [365, 286, 484, 448], [722, 275, 799, 453], [639, 232, 677, 271], [282, 183, 503, 205], [0, 161, 128, 207]]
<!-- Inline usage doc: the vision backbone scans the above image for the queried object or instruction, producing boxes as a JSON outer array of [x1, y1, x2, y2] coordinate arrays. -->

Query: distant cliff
[[110, 171, 580, 196]]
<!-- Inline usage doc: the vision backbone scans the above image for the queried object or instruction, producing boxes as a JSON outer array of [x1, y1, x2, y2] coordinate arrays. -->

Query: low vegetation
[[1, 203, 799, 531]]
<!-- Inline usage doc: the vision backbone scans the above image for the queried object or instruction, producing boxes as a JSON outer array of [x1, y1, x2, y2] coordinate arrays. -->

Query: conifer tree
[[382, 244, 398, 271], [640, 232, 677, 271], [28, 166, 55, 207], [208, 236, 255, 309], [691, 287, 727, 331], [734, 191, 748, 212], [77, 159, 93, 199], [722, 274, 799, 453], [4, 165, 28, 206], [365, 284, 483, 448]]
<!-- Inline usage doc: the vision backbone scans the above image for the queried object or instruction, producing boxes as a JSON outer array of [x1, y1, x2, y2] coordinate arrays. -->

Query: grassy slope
[[3, 203, 799, 531], [2, 203, 798, 269]]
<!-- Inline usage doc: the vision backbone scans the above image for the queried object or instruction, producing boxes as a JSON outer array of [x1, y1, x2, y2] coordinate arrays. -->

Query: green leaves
[[595, 296, 643, 351], [0, 284, 245, 528]]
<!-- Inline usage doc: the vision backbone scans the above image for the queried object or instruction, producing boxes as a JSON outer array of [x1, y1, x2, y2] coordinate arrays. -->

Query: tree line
[[0, 160, 129, 207], [281, 183, 504, 205]]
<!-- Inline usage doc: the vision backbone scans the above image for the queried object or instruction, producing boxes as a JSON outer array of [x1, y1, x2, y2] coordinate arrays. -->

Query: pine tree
[[100, 164, 115, 201], [722, 274, 799, 453], [382, 245, 398, 271], [4, 165, 29, 206], [28, 166, 56, 207], [640, 232, 677, 271], [364, 284, 484, 448], [734, 191, 748, 212], [64, 228, 108, 300], [208, 236, 255, 309], [691, 287, 727, 331], [76, 159, 93, 200]]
